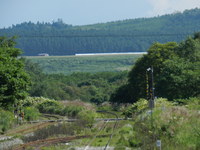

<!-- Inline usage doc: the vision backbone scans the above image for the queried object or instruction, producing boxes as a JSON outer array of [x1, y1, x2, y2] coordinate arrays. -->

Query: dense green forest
[[1, 8, 200, 55]]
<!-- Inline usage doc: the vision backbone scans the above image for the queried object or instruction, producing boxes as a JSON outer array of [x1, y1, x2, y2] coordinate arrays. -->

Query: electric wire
[[15, 33, 193, 38]]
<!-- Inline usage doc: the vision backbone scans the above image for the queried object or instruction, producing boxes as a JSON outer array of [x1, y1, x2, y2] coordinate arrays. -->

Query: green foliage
[[23, 96, 55, 106], [0, 109, 15, 133], [25, 59, 128, 102], [122, 99, 148, 118], [175, 97, 200, 110], [121, 102, 199, 149], [112, 32, 200, 103], [24, 107, 40, 121], [36, 100, 62, 114], [77, 110, 96, 128], [152, 106, 200, 149], [122, 98, 174, 118], [117, 124, 141, 148], [24, 97, 93, 119], [155, 98, 174, 107], [0, 36, 30, 108], [23, 59, 46, 97], [1, 9, 200, 55], [61, 105, 83, 118]]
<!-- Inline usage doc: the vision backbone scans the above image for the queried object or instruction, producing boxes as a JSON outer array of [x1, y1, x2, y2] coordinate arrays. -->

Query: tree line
[[111, 32, 200, 103], [0, 8, 200, 56]]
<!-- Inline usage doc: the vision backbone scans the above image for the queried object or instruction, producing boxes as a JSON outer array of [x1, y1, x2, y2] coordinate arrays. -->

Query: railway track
[[82, 111, 119, 150], [14, 134, 111, 150], [83, 120, 109, 150], [6, 114, 64, 136], [97, 111, 119, 150], [9, 112, 123, 150], [6, 122, 54, 136]]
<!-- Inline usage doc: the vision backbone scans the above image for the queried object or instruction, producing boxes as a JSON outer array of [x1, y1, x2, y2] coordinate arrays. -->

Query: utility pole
[[146, 66, 155, 109], [146, 66, 155, 149]]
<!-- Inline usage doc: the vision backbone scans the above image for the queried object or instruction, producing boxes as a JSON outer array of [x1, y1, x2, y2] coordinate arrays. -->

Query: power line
[[15, 33, 193, 38]]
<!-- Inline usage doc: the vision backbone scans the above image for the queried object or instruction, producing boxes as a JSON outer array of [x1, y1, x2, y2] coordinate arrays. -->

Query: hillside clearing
[[26, 54, 143, 74]]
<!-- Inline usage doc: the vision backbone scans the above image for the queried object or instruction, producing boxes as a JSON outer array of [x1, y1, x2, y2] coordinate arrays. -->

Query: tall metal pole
[[146, 70, 149, 100], [147, 66, 154, 109], [147, 66, 155, 150], [151, 66, 154, 103]]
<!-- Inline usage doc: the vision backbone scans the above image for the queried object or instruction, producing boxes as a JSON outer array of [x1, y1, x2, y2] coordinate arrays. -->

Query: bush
[[76, 110, 96, 128], [185, 97, 200, 110], [122, 98, 148, 118], [117, 124, 141, 148], [24, 107, 40, 121], [122, 98, 175, 118], [36, 100, 62, 114], [0, 109, 15, 133], [23, 96, 55, 107], [152, 106, 200, 149], [121, 98, 200, 149], [61, 105, 83, 117], [129, 105, 200, 149], [155, 97, 174, 107]]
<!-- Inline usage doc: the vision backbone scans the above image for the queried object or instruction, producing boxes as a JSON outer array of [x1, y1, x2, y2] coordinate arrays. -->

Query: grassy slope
[[26, 54, 143, 74]]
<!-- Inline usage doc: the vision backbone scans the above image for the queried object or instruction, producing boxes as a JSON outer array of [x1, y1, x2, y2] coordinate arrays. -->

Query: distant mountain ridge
[[0, 8, 200, 56]]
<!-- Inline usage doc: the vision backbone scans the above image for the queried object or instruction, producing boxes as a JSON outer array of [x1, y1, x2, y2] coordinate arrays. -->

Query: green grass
[[26, 54, 142, 74]]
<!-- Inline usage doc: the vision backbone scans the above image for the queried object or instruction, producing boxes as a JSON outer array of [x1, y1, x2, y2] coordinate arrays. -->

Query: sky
[[0, 0, 200, 28]]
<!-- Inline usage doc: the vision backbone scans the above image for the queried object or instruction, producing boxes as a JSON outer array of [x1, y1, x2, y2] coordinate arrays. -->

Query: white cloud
[[147, 0, 200, 16]]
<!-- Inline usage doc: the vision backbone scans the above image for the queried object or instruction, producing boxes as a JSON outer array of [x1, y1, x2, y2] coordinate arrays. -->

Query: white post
[[156, 140, 161, 150]]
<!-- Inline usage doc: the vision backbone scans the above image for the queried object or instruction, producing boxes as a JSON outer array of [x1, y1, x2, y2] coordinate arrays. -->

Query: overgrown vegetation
[[0, 109, 15, 133], [23, 107, 40, 121], [22, 97, 96, 119], [117, 98, 200, 149], [25, 60, 128, 102]]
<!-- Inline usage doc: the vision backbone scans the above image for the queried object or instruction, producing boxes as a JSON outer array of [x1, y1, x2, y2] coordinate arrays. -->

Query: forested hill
[[1, 8, 200, 56]]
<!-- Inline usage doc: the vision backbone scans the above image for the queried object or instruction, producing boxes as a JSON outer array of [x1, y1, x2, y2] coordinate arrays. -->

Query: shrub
[[61, 105, 83, 117], [155, 97, 174, 107], [23, 96, 55, 107], [0, 109, 15, 133], [122, 98, 148, 118], [117, 124, 141, 148], [130, 105, 200, 149], [185, 97, 200, 110], [36, 100, 62, 114], [122, 98, 200, 149], [152, 106, 200, 149], [24, 107, 40, 121], [76, 110, 96, 128], [122, 98, 175, 118]]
